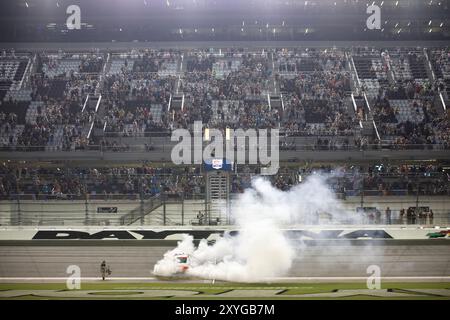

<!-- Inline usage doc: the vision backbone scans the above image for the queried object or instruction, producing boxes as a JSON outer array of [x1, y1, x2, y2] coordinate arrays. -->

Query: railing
[[1, 141, 449, 153], [1, 193, 448, 227], [0, 171, 446, 179], [0, 192, 208, 226], [119, 194, 162, 225]]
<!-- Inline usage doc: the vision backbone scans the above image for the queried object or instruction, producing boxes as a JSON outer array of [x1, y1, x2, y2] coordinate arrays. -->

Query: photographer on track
[[100, 260, 111, 281]]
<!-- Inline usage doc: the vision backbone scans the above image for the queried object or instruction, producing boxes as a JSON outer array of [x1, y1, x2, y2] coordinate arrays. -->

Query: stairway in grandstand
[[269, 94, 283, 111], [206, 171, 230, 225], [352, 57, 377, 79], [120, 195, 163, 225], [0, 58, 30, 102], [408, 55, 428, 80], [80, 94, 102, 138], [352, 55, 389, 99], [353, 95, 375, 136], [136, 196, 207, 226]]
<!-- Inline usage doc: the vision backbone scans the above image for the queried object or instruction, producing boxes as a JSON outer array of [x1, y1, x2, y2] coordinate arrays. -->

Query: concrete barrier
[[0, 226, 448, 241]]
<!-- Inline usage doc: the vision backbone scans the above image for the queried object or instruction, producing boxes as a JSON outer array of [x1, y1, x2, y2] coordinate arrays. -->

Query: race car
[[174, 253, 190, 273], [426, 230, 450, 239], [153, 251, 192, 278]]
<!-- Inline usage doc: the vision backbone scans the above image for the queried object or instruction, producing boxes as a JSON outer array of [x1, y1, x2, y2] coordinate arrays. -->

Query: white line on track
[[1, 276, 450, 282]]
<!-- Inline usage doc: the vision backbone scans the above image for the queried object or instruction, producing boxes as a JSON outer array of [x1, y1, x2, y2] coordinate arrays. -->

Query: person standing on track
[[385, 207, 392, 225], [100, 260, 110, 280]]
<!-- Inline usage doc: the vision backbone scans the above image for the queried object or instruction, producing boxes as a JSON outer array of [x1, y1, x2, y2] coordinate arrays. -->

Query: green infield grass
[[0, 281, 449, 300]]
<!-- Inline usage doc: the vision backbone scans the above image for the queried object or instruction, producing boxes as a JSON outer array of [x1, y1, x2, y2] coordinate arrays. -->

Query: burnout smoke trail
[[153, 174, 348, 282]]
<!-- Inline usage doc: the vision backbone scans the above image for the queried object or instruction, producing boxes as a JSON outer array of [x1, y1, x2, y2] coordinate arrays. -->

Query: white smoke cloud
[[153, 173, 354, 282]]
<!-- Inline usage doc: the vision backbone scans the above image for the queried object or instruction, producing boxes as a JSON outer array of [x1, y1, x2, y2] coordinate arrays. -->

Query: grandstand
[[0, 0, 449, 302], [0, 46, 448, 154], [0, 45, 448, 227]]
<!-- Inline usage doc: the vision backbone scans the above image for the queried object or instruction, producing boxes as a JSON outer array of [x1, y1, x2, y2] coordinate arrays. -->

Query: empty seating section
[[0, 85, 11, 101], [212, 60, 241, 79], [361, 79, 380, 98], [445, 79, 450, 98], [0, 102, 27, 149], [391, 56, 413, 80], [408, 55, 428, 80], [150, 104, 163, 123], [3, 88, 32, 102], [0, 125, 24, 147], [0, 101, 29, 123], [373, 86, 440, 144], [429, 48, 450, 79], [24, 101, 44, 125], [353, 58, 377, 79], [389, 50, 429, 82], [390, 100, 424, 123], [158, 62, 178, 77], [296, 58, 322, 72], [429, 48, 450, 99], [130, 51, 181, 74], [42, 58, 81, 78], [104, 98, 167, 136], [0, 59, 29, 101], [79, 55, 104, 73], [210, 100, 243, 126], [352, 56, 387, 98], [107, 59, 134, 75], [0, 60, 21, 83], [186, 54, 215, 72], [304, 100, 328, 123], [49, 80, 68, 99]]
